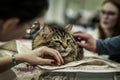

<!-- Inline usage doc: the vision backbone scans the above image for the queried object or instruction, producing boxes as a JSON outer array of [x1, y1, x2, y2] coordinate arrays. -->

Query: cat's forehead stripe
[[56, 35, 59, 39], [55, 30, 64, 37], [58, 35, 62, 40]]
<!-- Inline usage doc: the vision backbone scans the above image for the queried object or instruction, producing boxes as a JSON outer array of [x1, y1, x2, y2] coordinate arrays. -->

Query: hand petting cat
[[16, 46, 64, 65], [73, 31, 97, 53]]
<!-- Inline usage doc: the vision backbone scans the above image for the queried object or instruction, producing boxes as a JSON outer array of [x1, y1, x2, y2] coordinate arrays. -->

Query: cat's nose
[[62, 43, 67, 49]]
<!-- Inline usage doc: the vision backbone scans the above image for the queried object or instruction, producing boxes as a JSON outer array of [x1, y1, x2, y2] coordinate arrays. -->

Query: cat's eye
[[55, 40, 60, 43], [55, 40, 61, 44]]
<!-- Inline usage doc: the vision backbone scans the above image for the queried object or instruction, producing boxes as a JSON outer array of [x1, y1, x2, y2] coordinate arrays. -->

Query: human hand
[[73, 31, 96, 53], [16, 46, 64, 65]]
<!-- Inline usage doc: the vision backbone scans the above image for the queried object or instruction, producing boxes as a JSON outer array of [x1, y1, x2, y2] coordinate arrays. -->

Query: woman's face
[[99, 2, 119, 30]]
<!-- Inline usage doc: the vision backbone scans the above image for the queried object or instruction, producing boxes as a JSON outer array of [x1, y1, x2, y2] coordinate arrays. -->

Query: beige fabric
[[0, 40, 17, 51], [0, 40, 41, 80]]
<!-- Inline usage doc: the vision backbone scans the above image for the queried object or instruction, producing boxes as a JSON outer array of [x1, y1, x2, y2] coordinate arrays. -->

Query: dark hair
[[0, 0, 49, 24], [98, 0, 120, 39]]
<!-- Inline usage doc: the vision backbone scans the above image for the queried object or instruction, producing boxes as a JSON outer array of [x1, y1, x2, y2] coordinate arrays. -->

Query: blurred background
[[45, 0, 104, 26], [27, 0, 106, 39]]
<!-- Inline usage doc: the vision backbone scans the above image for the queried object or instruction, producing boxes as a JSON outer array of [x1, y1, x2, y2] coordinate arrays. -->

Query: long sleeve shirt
[[96, 35, 120, 55]]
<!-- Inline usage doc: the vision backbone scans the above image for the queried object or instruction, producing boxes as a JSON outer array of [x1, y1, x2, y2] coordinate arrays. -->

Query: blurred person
[[96, 0, 120, 62], [0, 0, 64, 73], [98, 0, 120, 39]]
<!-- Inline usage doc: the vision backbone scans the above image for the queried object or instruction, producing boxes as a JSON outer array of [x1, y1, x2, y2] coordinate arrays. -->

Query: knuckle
[[39, 46, 48, 51], [53, 50, 59, 54]]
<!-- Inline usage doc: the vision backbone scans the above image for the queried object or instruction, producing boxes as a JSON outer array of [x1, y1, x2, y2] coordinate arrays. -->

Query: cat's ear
[[40, 25, 52, 39], [66, 24, 73, 31], [42, 25, 52, 33]]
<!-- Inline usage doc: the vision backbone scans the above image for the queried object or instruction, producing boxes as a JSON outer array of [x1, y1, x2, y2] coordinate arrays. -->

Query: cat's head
[[33, 24, 83, 63]]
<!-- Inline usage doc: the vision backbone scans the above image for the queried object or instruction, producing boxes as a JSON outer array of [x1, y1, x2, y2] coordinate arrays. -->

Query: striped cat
[[32, 24, 83, 63]]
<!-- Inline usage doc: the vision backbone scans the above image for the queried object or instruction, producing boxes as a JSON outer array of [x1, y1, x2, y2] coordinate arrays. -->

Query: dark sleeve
[[96, 35, 120, 55]]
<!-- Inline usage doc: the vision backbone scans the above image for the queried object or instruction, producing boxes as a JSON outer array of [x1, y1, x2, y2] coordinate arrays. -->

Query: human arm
[[0, 46, 64, 73], [73, 31, 120, 55], [97, 36, 120, 55]]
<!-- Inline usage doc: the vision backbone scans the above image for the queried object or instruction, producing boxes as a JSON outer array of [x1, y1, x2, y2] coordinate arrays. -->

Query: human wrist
[[11, 54, 18, 65], [14, 54, 25, 64]]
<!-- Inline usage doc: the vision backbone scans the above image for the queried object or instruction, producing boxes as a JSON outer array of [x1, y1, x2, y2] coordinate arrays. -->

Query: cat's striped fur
[[32, 24, 83, 63]]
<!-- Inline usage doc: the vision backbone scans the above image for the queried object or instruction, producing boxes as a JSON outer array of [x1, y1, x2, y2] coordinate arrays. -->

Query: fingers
[[51, 49, 64, 64], [73, 31, 84, 34], [73, 33, 88, 40], [44, 47, 64, 65], [73, 31, 90, 40], [37, 57, 58, 65]]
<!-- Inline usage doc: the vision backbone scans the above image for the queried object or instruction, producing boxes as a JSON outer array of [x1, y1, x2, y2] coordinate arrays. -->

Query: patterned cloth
[[0, 40, 41, 80], [12, 63, 41, 80]]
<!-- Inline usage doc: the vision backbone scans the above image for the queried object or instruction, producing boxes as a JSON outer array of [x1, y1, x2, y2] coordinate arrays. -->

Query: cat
[[32, 23, 83, 63]]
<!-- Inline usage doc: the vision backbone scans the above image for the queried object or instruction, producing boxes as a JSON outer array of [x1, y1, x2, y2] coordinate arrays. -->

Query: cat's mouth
[[59, 50, 70, 57]]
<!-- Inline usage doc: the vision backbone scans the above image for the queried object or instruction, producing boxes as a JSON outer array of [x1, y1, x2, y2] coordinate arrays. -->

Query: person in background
[[96, 0, 120, 62], [0, 0, 64, 73], [98, 0, 120, 39]]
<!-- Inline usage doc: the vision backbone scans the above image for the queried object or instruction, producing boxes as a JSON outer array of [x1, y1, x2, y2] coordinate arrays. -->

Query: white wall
[[45, 0, 67, 24]]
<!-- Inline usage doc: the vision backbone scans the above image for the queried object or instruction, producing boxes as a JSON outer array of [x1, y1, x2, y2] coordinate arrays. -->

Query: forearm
[[0, 54, 23, 73], [96, 36, 120, 55]]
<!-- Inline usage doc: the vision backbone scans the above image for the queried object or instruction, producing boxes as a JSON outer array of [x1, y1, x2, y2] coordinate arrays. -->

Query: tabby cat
[[32, 24, 83, 63]]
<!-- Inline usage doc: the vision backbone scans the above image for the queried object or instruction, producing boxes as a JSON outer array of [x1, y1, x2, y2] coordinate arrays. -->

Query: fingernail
[[24, 66, 28, 72], [62, 61, 64, 65], [51, 61, 56, 65], [59, 60, 62, 65]]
